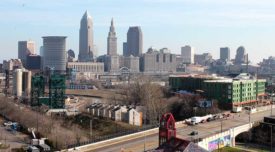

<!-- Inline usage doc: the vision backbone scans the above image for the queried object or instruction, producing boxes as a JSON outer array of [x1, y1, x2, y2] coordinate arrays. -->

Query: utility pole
[[271, 125, 273, 152], [144, 110, 146, 152], [90, 118, 93, 141], [272, 93, 275, 116]]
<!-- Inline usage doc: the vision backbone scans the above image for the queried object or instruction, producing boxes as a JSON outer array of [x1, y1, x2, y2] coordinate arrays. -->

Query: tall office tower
[[107, 18, 117, 56], [181, 45, 195, 64], [125, 26, 143, 57], [123, 42, 128, 56], [220, 47, 230, 61], [42, 36, 67, 72], [78, 11, 94, 62], [235, 46, 247, 64], [18, 41, 35, 64]]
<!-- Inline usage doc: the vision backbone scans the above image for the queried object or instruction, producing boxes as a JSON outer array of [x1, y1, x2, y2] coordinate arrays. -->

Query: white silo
[[13, 69, 23, 97]]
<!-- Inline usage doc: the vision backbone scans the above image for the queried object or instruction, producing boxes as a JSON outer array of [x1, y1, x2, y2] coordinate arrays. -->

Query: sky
[[1, 0, 275, 63]]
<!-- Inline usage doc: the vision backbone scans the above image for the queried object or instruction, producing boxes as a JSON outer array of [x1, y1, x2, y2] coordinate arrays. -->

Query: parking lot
[[0, 118, 29, 151]]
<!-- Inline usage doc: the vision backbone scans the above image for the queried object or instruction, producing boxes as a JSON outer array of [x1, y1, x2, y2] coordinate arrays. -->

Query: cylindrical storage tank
[[26, 71, 32, 97], [13, 69, 23, 97], [22, 70, 32, 97], [42, 36, 67, 73]]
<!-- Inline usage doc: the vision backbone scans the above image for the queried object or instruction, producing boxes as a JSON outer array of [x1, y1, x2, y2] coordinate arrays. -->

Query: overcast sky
[[1, 0, 275, 63]]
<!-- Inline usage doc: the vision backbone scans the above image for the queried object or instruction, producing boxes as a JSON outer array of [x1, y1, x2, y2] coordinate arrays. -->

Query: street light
[[271, 93, 275, 116], [143, 110, 147, 152]]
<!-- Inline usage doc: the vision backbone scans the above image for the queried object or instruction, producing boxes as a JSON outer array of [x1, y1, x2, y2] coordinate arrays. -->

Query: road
[[75, 106, 275, 152]]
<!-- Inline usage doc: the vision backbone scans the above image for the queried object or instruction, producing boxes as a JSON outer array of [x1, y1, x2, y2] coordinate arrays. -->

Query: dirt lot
[[0, 118, 29, 151]]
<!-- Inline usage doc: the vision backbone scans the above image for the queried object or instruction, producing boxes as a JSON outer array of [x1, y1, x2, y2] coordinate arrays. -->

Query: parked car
[[189, 131, 198, 136]]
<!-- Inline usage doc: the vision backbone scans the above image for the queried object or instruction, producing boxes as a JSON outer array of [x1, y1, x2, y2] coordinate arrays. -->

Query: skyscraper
[[78, 11, 94, 62], [123, 42, 128, 56], [107, 18, 117, 56], [235, 46, 248, 64], [42, 36, 67, 72], [220, 47, 230, 61], [181, 45, 194, 64], [18, 41, 35, 64], [125, 26, 143, 57]]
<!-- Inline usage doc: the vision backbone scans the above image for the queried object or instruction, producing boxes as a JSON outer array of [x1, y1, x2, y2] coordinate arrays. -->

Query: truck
[[191, 117, 202, 125], [232, 106, 242, 113], [190, 114, 213, 125]]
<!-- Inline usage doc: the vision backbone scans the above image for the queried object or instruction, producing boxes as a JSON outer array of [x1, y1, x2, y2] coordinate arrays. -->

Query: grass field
[[213, 146, 250, 152]]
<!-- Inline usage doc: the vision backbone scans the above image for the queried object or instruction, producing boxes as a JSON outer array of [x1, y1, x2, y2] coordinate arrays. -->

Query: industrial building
[[12, 69, 32, 98], [169, 73, 266, 108]]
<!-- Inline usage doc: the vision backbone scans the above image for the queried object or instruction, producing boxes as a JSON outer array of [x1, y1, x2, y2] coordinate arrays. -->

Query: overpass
[[66, 105, 274, 152]]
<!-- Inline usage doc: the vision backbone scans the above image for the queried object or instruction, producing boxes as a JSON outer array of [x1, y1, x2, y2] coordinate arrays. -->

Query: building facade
[[67, 62, 104, 73], [194, 53, 212, 66], [122, 56, 140, 73], [235, 46, 248, 65], [140, 48, 177, 73], [18, 41, 35, 65], [78, 11, 94, 62], [105, 55, 120, 72], [107, 19, 117, 56], [181, 45, 194, 64], [3, 59, 23, 71], [220, 47, 230, 61], [169, 73, 266, 109], [125, 26, 143, 57], [26, 54, 41, 70], [42, 36, 67, 72]]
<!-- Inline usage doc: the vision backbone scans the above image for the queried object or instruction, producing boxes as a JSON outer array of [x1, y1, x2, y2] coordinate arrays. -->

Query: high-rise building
[[123, 56, 140, 72], [42, 36, 67, 72], [194, 53, 212, 66], [140, 47, 177, 73], [181, 45, 194, 64], [107, 18, 117, 56], [78, 11, 94, 62], [235, 46, 248, 65], [26, 55, 41, 70], [125, 26, 143, 57], [220, 47, 230, 61], [123, 42, 128, 56], [18, 41, 35, 64]]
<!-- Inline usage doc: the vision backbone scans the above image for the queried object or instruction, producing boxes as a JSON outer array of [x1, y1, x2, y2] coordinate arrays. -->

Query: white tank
[[13, 69, 23, 97], [22, 70, 32, 97]]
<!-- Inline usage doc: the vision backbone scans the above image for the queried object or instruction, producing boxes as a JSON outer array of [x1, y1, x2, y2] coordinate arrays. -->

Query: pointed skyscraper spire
[[79, 10, 94, 62], [107, 18, 117, 56]]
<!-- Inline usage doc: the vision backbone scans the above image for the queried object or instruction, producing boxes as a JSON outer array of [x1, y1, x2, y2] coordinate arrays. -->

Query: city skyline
[[1, 0, 275, 63]]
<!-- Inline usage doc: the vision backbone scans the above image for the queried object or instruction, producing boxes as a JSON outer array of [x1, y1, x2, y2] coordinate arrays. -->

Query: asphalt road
[[78, 106, 275, 152]]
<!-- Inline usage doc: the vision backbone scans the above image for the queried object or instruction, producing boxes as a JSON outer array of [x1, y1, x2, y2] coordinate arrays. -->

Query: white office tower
[[181, 45, 195, 64]]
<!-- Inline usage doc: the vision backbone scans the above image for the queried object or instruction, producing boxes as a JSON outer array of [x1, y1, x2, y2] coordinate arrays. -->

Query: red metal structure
[[159, 113, 176, 146]]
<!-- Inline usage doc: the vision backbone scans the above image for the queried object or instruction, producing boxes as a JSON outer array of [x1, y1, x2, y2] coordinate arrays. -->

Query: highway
[[73, 106, 275, 152]]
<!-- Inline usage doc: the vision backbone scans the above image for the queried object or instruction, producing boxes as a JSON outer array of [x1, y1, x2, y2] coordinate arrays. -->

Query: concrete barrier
[[66, 127, 159, 151]]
